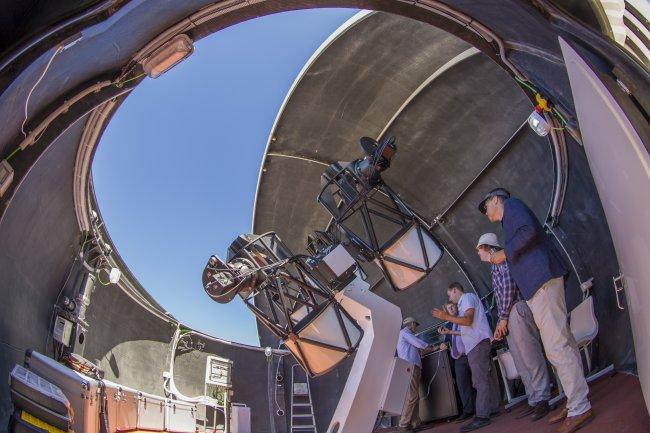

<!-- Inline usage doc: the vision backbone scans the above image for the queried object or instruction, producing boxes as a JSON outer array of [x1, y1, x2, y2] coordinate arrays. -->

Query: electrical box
[[53, 316, 73, 347], [0, 160, 13, 197], [205, 356, 232, 388]]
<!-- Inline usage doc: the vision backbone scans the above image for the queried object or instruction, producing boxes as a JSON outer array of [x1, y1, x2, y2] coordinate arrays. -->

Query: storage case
[[10, 390, 71, 431], [102, 380, 138, 432], [10, 365, 71, 417], [136, 391, 166, 431], [165, 399, 197, 433], [24, 350, 100, 433]]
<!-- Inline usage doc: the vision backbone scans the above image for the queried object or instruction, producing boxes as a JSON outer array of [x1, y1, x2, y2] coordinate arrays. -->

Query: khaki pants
[[399, 365, 421, 428], [507, 300, 551, 405], [526, 277, 591, 416]]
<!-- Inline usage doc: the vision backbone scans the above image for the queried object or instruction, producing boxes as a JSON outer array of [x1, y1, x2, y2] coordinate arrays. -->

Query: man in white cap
[[477, 233, 551, 421], [397, 316, 431, 432]]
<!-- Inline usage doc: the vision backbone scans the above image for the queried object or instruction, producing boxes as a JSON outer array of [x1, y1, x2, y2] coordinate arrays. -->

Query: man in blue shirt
[[479, 188, 593, 433], [433, 283, 499, 432], [477, 232, 551, 421], [397, 316, 431, 432]]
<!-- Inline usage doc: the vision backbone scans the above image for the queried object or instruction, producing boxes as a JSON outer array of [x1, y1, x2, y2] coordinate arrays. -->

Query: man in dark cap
[[478, 189, 593, 433]]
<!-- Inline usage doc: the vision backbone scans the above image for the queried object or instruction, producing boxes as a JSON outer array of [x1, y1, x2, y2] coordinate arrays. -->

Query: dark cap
[[478, 188, 511, 214]]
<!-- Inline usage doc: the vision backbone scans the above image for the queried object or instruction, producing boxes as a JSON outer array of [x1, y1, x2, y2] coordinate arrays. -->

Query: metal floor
[[377, 372, 649, 433]]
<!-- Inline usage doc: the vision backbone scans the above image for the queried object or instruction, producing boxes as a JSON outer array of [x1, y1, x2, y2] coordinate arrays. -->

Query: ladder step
[[292, 426, 316, 430], [292, 414, 314, 418], [292, 403, 311, 406]]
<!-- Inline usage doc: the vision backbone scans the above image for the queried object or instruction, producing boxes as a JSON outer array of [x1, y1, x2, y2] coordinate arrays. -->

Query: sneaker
[[460, 417, 491, 432], [554, 409, 594, 433], [532, 401, 550, 421]]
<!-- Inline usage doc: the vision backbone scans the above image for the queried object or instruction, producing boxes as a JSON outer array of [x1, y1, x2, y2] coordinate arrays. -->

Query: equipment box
[[24, 350, 100, 433], [137, 391, 165, 431], [103, 380, 138, 432], [165, 399, 197, 432], [9, 365, 72, 430]]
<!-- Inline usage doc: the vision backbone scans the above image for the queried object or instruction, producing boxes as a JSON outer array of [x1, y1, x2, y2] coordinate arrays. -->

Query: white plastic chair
[[494, 350, 527, 408], [569, 295, 599, 373]]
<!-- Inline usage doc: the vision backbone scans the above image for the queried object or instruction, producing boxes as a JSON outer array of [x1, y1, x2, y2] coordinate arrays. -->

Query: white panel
[[383, 260, 425, 289], [379, 357, 413, 415], [165, 399, 197, 433], [560, 37, 650, 411], [230, 404, 251, 433], [137, 391, 166, 431], [328, 277, 403, 433], [323, 244, 356, 276]]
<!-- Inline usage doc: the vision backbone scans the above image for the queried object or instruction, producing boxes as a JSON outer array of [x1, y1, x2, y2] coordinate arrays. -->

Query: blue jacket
[[502, 198, 568, 300]]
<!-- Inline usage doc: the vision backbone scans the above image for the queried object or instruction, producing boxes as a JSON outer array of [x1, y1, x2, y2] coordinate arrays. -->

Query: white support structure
[[326, 277, 411, 433]]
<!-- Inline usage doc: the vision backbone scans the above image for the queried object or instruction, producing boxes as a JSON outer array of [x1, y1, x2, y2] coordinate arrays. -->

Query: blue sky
[[92, 8, 359, 345]]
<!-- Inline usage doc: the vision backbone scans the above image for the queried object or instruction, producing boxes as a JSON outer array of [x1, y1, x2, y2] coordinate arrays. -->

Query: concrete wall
[[0, 118, 86, 431]]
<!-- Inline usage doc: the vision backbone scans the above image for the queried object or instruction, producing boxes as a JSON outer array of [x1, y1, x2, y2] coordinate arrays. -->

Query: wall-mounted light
[[141, 34, 194, 79], [528, 109, 551, 136]]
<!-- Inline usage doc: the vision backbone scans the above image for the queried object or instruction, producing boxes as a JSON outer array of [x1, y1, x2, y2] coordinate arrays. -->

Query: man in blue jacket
[[478, 188, 593, 433]]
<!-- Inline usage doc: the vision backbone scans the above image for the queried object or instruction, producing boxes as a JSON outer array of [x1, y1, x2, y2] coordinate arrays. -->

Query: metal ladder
[[290, 364, 317, 433]]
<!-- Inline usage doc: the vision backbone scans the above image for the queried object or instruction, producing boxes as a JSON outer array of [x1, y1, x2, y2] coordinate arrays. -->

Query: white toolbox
[[165, 399, 197, 432], [103, 380, 138, 432], [25, 350, 100, 433], [137, 391, 166, 431]]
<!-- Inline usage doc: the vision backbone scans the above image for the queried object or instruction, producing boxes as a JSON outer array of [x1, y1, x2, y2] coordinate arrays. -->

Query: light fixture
[[202, 233, 363, 377], [317, 136, 443, 291], [108, 267, 121, 284], [141, 34, 194, 79], [528, 109, 551, 136]]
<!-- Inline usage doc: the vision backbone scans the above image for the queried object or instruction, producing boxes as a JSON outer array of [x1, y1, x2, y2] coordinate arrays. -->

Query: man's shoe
[[489, 409, 501, 418], [532, 401, 550, 421], [454, 412, 474, 423], [549, 408, 569, 424], [515, 405, 535, 419], [460, 417, 491, 432], [555, 409, 594, 433]]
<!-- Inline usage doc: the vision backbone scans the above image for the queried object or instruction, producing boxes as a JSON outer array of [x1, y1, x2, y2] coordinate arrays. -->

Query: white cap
[[476, 233, 501, 249]]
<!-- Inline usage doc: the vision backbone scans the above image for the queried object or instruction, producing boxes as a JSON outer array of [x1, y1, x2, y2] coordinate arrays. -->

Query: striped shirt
[[492, 261, 519, 321]]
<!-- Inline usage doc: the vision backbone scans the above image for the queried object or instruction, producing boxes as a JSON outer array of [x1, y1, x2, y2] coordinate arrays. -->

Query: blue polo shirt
[[501, 198, 568, 300]]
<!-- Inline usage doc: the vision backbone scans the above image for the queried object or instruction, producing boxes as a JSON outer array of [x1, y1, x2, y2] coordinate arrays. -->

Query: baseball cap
[[478, 188, 511, 214], [476, 233, 501, 249], [402, 316, 419, 327]]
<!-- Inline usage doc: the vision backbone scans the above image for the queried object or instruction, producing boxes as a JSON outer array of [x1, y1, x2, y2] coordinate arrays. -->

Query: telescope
[[202, 232, 363, 377], [318, 136, 444, 290], [202, 135, 444, 432]]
